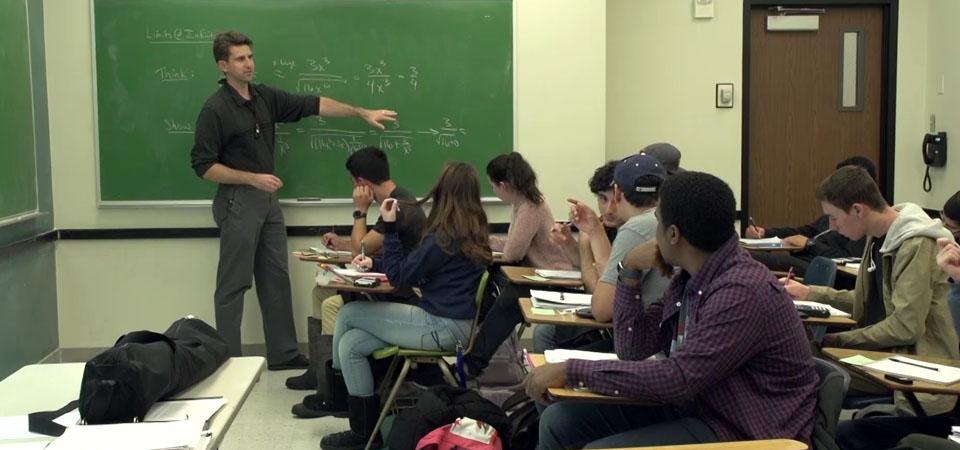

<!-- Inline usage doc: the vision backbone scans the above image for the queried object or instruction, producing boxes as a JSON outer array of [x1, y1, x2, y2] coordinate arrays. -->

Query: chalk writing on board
[[155, 66, 195, 82], [417, 117, 467, 148], [270, 58, 420, 94], [164, 119, 194, 134], [379, 130, 415, 155], [310, 129, 367, 152], [145, 28, 215, 44]]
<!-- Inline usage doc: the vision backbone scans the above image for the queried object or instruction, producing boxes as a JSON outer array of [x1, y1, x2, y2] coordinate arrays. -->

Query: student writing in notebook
[[290, 146, 426, 417], [782, 166, 958, 415], [526, 171, 818, 448], [746, 156, 876, 276], [318, 162, 490, 450]]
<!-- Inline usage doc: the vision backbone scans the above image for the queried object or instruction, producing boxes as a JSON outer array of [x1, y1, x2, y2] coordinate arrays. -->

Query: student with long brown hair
[[317, 162, 491, 450]]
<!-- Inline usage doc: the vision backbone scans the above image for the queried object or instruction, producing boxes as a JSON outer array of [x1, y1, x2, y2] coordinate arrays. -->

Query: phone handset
[[922, 132, 947, 192]]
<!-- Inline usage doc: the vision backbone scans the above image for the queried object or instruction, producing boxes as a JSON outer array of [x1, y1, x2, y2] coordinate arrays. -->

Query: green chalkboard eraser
[[297, 197, 323, 202]]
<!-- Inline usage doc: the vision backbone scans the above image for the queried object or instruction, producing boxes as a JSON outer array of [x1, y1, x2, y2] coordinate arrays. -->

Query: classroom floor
[[221, 368, 347, 450]]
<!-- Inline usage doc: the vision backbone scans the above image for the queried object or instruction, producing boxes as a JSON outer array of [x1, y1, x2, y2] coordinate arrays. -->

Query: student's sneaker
[[268, 354, 310, 371]]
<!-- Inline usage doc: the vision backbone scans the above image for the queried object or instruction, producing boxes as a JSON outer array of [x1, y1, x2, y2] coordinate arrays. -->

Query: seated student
[[317, 162, 491, 450], [462, 159, 619, 377], [289, 146, 426, 417], [533, 152, 672, 352], [747, 156, 876, 276], [526, 171, 818, 449], [487, 152, 570, 268], [783, 166, 959, 415], [940, 191, 960, 335]]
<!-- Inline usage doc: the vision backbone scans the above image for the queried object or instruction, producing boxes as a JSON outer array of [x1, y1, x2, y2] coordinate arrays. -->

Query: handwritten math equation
[[272, 57, 420, 95]]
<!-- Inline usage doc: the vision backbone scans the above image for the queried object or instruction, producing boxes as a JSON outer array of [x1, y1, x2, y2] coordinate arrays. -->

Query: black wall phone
[[922, 132, 947, 192]]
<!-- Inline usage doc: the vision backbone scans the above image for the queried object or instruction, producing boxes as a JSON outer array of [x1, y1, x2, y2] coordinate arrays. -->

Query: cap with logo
[[613, 153, 667, 193]]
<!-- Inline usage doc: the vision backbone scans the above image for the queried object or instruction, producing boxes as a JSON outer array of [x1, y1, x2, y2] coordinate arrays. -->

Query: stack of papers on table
[[739, 237, 783, 247], [530, 290, 591, 309], [866, 356, 960, 385], [45, 420, 206, 450], [544, 349, 619, 363], [793, 300, 851, 317], [533, 269, 582, 280]]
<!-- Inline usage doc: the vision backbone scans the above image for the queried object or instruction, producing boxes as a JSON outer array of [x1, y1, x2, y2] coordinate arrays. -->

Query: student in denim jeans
[[318, 162, 492, 450]]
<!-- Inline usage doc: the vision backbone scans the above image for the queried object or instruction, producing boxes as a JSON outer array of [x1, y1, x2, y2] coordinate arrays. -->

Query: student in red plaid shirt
[[524, 171, 818, 448]]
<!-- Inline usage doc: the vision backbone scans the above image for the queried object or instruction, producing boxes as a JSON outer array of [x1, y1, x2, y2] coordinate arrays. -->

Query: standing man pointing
[[190, 31, 397, 369]]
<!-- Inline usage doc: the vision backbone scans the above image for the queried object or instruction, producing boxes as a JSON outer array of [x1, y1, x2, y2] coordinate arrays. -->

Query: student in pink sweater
[[462, 152, 570, 377], [487, 152, 571, 269]]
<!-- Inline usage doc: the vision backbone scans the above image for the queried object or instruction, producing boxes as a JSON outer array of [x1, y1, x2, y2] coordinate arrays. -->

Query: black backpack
[[501, 391, 539, 450], [387, 385, 511, 450], [78, 317, 229, 424]]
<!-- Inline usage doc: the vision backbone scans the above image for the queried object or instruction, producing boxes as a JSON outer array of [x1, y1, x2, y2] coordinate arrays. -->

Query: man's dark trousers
[[213, 184, 299, 364]]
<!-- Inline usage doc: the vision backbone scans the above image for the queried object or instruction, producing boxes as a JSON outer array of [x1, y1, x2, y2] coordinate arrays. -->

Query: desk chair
[[365, 270, 490, 450], [813, 357, 849, 450], [804, 257, 837, 288]]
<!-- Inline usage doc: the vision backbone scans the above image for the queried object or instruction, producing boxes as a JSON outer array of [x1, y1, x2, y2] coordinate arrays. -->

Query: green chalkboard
[[93, 0, 513, 203], [0, 0, 39, 220]]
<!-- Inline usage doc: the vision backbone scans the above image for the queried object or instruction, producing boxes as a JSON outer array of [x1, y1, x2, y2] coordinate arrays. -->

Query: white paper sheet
[[793, 300, 852, 318], [739, 237, 783, 247], [533, 269, 582, 280], [44, 420, 205, 450], [0, 416, 48, 440], [544, 350, 619, 363], [529, 290, 592, 307], [867, 356, 960, 385]]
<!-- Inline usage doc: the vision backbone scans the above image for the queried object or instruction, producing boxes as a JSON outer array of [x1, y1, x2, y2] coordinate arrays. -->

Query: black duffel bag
[[78, 316, 229, 424]]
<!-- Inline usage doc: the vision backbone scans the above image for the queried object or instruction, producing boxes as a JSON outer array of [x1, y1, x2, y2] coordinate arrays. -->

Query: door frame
[[740, 0, 899, 233]]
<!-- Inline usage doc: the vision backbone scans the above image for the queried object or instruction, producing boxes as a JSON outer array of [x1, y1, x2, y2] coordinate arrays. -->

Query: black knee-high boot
[[320, 394, 383, 450], [286, 317, 324, 390], [291, 359, 347, 418]]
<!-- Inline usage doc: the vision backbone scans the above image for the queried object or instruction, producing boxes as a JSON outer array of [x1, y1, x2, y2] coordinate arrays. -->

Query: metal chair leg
[[365, 358, 411, 450]]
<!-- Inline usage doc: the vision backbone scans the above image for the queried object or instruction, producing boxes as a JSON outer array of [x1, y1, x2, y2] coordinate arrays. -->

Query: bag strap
[[27, 399, 79, 437]]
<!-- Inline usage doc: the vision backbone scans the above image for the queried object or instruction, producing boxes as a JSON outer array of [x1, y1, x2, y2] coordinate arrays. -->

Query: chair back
[[805, 256, 837, 288], [811, 357, 849, 450], [463, 270, 490, 355]]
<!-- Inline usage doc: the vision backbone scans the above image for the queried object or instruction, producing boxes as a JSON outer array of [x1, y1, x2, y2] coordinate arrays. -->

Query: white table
[[0, 356, 265, 449]]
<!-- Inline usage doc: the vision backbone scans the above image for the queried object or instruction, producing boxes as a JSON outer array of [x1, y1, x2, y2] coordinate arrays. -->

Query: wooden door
[[748, 6, 884, 227]]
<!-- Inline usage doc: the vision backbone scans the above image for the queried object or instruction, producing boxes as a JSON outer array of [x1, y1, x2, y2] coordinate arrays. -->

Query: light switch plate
[[716, 83, 734, 108], [694, 0, 715, 19]]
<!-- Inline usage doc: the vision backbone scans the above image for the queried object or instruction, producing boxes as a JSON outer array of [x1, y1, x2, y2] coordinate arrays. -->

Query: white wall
[[917, 0, 960, 207], [46, 0, 606, 347], [606, 0, 743, 200]]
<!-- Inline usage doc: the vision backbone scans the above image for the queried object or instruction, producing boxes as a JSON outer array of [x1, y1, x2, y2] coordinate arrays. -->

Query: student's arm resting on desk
[[566, 283, 769, 403], [589, 281, 616, 323], [579, 232, 600, 292], [833, 238, 943, 348]]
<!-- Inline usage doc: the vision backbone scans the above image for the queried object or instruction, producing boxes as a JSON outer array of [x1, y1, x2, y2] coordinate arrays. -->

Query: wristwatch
[[617, 261, 643, 280], [352, 210, 367, 220]]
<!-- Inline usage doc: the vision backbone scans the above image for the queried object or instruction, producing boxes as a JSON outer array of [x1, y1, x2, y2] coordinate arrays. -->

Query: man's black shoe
[[291, 394, 348, 418], [285, 367, 317, 390], [268, 354, 310, 371]]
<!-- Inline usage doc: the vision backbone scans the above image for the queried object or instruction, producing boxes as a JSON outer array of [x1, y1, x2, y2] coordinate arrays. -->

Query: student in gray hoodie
[[783, 166, 958, 416]]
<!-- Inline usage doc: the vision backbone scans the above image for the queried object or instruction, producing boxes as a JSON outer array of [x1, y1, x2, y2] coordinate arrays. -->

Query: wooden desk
[[801, 314, 856, 328], [519, 298, 612, 329], [823, 347, 960, 416], [0, 357, 265, 449], [293, 251, 354, 265], [741, 243, 805, 253], [320, 279, 396, 295], [501, 266, 583, 289], [837, 264, 859, 277], [529, 354, 624, 403], [629, 439, 807, 450]]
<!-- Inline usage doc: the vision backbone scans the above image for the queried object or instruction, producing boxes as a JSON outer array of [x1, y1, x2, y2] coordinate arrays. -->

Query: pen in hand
[[359, 243, 367, 272], [786, 266, 795, 283]]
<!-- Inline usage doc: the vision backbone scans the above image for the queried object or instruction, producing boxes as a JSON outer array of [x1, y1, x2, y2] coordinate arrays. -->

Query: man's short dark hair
[[836, 155, 877, 182], [622, 176, 661, 208], [658, 172, 736, 252], [944, 190, 960, 222], [816, 166, 888, 212], [213, 31, 253, 63], [345, 146, 390, 183], [589, 161, 617, 194]]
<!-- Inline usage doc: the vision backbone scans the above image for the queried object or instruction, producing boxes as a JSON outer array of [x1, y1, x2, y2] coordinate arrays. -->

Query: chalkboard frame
[[89, 0, 516, 207], [0, 0, 41, 225]]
